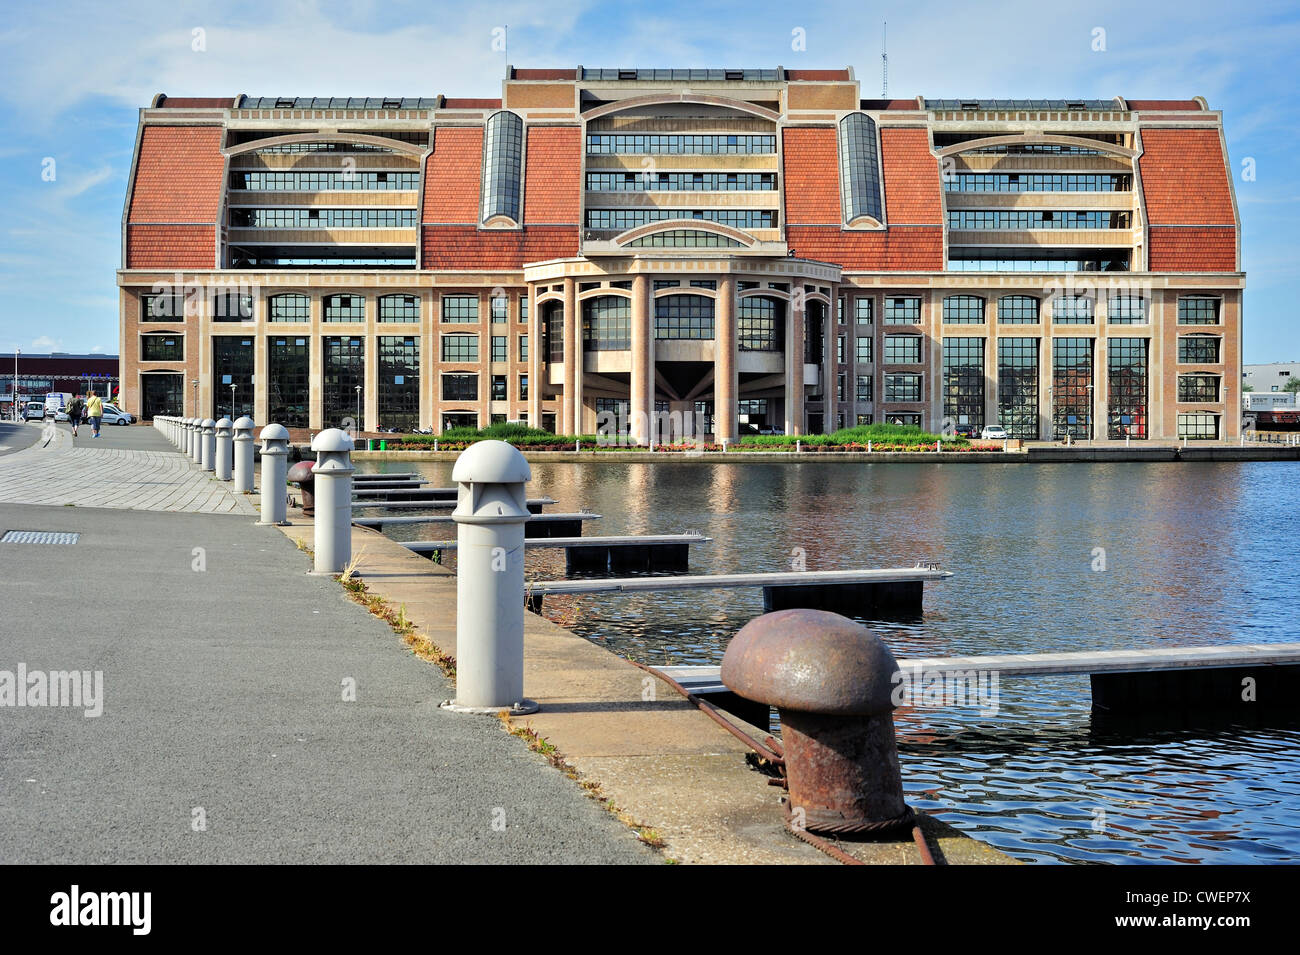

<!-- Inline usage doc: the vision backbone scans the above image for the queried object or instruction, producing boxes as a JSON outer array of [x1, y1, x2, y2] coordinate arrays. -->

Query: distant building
[[116, 69, 1244, 441], [1, 352, 120, 414], [1243, 361, 1299, 393]]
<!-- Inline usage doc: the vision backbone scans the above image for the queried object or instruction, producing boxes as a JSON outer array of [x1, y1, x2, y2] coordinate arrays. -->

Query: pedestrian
[[67, 394, 85, 436], [86, 390, 103, 439]]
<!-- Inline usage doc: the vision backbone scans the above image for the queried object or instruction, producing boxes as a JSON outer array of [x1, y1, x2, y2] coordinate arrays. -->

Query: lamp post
[[192, 378, 199, 418], [11, 347, 17, 421], [354, 383, 362, 436], [230, 382, 236, 420], [1086, 383, 1095, 446]]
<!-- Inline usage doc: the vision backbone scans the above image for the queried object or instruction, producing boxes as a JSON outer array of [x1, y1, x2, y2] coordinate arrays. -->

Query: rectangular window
[[441, 374, 478, 402], [491, 374, 507, 401], [268, 294, 310, 323], [943, 338, 985, 431], [323, 294, 364, 323], [491, 336, 508, 362], [836, 373, 846, 402], [997, 296, 1039, 324], [837, 335, 846, 364], [1107, 338, 1148, 439], [884, 335, 921, 364], [856, 413, 874, 426], [943, 295, 985, 325], [654, 295, 714, 340], [1178, 336, 1221, 364], [141, 335, 184, 362], [855, 298, 874, 324], [378, 336, 419, 433], [491, 295, 509, 324], [997, 337, 1039, 440], [1177, 412, 1219, 439], [884, 296, 921, 325], [322, 337, 364, 429], [268, 337, 309, 428], [442, 295, 479, 323], [140, 292, 188, 321], [211, 291, 254, 322], [1178, 296, 1221, 325], [519, 335, 529, 360], [883, 373, 922, 402], [1178, 375, 1220, 402], [212, 337, 253, 419], [441, 334, 479, 362], [855, 336, 873, 364], [1107, 294, 1147, 325], [378, 295, 420, 323], [855, 375, 873, 402], [1053, 338, 1093, 438], [519, 374, 529, 400], [1052, 294, 1095, 324]]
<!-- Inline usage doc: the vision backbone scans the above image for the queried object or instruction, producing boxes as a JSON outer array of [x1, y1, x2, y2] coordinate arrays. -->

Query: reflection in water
[[360, 459, 1300, 864]]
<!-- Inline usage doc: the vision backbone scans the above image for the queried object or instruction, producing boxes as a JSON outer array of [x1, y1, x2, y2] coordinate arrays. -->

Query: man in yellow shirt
[[86, 391, 104, 438]]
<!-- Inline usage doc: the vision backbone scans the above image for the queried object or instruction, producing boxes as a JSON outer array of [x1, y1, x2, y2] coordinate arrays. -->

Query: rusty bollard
[[286, 460, 315, 516], [721, 608, 912, 836]]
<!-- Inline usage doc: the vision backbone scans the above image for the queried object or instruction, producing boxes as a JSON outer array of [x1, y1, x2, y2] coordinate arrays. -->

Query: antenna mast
[[881, 21, 888, 98]]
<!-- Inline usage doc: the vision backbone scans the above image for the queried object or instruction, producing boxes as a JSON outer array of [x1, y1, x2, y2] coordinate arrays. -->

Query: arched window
[[481, 111, 524, 223], [998, 295, 1040, 324], [627, 229, 742, 248], [654, 294, 714, 340], [378, 294, 420, 323], [582, 296, 631, 351], [737, 296, 784, 352], [839, 113, 884, 225], [943, 295, 986, 324], [268, 293, 310, 323]]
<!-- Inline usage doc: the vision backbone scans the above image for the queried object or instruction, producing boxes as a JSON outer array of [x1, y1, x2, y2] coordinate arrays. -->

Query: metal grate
[[2, 530, 80, 545]]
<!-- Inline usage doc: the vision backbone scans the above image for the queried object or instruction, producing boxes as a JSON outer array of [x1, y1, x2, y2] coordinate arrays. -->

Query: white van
[[44, 392, 73, 418]]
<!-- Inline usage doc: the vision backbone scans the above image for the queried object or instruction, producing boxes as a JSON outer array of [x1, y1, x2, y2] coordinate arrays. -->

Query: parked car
[[955, 423, 979, 438], [22, 401, 46, 421], [981, 425, 1009, 440], [53, 410, 70, 422], [101, 404, 134, 426]]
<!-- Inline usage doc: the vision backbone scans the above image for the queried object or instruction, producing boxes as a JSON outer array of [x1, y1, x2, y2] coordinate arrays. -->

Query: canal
[[357, 457, 1300, 864]]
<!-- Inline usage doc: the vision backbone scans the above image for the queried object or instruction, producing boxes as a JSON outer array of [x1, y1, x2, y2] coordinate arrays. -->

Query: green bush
[[736, 423, 967, 448]]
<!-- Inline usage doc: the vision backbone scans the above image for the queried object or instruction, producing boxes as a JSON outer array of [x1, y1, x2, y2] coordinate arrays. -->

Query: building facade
[[1243, 362, 1299, 394], [117, 68, 1244, 441], [2, 352, 120, 416]]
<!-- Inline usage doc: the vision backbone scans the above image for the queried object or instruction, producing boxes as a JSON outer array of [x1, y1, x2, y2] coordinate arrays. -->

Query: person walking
[[85, 390, 103, 439], [66, 394, 85, 436]]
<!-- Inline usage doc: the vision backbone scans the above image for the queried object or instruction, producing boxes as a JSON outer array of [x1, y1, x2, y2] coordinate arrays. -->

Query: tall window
[[943, 338, 985, 432], [213, 337, 253, 420], [1052, 294, 1094, 325], [378, 336, 419, 433], [855, 375, 873, 402], [519, 375, 529, 400], [1052, 338, 1093, 438], [855, 298, 874, 324], [141, 373, 183, 419], [481, 111, 524, 222], [884, 296, 921, 325], [942, 295, 985, 325], [442, 295, 479, 323], [491, 374, 507, 401], [490, 294, 509, 324], [442, 334, 478, 362], [544, 302, 564, 362], [378, 294, 420, 323], [855, 336, 872, 364], [737, 296, 782, 351], [323, 337, 364, 428], [1107, 338, 1148, 439], [491, 335, 508, 362], [884, 334, 921, 364], [997, 337, 1038, 439], [324, 294, 364, 323], [998, 296, 1039, 324], [1108, 293, 1147, 325], [268, 337, 309, 428], [582, 296, 631, 351], [655, 295, 714, 340], [268, 293, 310, 323], [519, 335, 529, 360], [838, 112, 883, 223], [1178, 296, 1221, 325]]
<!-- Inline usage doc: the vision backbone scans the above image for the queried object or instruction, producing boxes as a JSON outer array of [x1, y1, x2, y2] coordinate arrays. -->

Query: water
[[358, 459, 1300, 864]]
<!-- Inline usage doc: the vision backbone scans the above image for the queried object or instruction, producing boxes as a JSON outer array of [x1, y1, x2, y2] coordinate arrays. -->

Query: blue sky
[[0, 0, 1295, 361]]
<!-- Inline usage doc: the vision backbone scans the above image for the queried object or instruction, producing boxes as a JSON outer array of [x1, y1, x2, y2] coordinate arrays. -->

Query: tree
[[1283, 377, 1300, 393]]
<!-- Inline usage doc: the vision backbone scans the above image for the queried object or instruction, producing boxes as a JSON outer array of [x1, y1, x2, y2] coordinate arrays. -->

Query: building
[[1243, 361, 1299, 393], [1, 352, 120, 416], [116, 68, 1244, 441]]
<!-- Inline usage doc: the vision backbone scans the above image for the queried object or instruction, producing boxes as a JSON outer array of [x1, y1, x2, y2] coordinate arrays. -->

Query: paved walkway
[[0, 477, 653, 860], [0, 422, 256, 514]]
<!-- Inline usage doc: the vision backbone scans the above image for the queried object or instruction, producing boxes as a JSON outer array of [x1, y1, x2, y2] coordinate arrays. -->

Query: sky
[[0, 0, 1296, 362]]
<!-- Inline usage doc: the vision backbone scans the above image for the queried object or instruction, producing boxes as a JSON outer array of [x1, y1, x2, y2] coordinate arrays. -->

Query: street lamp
[[354, 384, 362, 436], [192, 379, 199, 417], [230, 382, 236, 419], [11, 347, 17, 421], [1085, 383, 1095, 446]]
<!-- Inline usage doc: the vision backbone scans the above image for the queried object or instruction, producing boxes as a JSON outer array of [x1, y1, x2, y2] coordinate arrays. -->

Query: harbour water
[[358, 458, 1300, 864]]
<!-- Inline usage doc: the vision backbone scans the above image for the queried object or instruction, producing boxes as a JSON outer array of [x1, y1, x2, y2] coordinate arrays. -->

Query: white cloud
[[31, 335, 61, 350]]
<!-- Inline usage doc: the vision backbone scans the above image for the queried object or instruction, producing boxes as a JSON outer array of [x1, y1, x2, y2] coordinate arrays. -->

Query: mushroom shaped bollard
[[309, 428, 354, 575], [214, 417, 233, 480], [232, 416, 255, 493], [200, 418, 217, 471], [721, 608, 913, 835], [257, 423, 291, 526], [286, 460, 316, 516]]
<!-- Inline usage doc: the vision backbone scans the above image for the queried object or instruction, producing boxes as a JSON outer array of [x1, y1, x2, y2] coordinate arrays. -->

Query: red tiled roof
[[782, 127, 840, 224], [1139, 128, 1235, 225], [126, 224, 216, 268], [156, 96, 232, 108], [443, 98, 502, 109], [127, 125, 225, 222], [1147, 226, 1236, 272], [786, 69, 851, 80], [421, 225, 579, 269], [787, 226, 943, 271], [423, 126, 483, 223], [523, 126, 581, 223], [1127, 100, 1202, 111], [881, 128, 943, 224]]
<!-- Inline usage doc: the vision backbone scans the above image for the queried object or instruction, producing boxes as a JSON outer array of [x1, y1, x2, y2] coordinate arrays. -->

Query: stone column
[[364, 295, 379, 434], [630, 274, 653, 445], [821, 298, 837, 433], [564, 278, 581, 434], [786, 295, 805, 435], [253, 294, 269, 427], [308, 291, 323, 431], [419, 289, 434, 432], [714, 276, 737, 443], [527, 285, 542, 427]]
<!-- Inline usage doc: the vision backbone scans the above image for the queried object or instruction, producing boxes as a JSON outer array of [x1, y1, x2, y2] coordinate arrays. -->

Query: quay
[[402, 533, 712, 574]]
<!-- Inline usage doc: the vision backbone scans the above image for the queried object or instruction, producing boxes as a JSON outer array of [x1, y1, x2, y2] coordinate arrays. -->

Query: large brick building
[[116, 67, 1244, 441]]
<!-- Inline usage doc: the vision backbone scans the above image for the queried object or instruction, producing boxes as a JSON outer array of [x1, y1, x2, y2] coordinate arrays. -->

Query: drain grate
[[2, 530, 80, 545]]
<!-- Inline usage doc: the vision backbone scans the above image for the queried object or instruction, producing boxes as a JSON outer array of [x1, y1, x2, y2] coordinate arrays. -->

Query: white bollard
[[443, 440, 537, 714], [232, 416, 255, 493], [310, 428, 354, 575], [191, 418, 204, 463], [257, 424, 290, 525], [215, 417, 233, 480], [200, 419, 216, 471]]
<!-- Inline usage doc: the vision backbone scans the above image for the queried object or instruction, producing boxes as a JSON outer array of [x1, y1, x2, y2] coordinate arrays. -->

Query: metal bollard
[[232, 416, 255, 493], [721, 609, 912, 835], [286, 460, 315, 516], [188, 418, 197, 457], [214, 417, 233, 480], [442, 440, 537, 714], [310, 428, 354, 575], [200, 418, 217, 471], [257, 424, 291, 525]]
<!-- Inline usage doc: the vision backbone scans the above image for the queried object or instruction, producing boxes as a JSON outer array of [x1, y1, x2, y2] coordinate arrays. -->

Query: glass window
[[442, 295, 479, 323], [211, 291, 254, 321], [322, 337, 364, 429], [491, 335, 508, 362], [585, 134, 777, 155], [441, 374, 477, 402], [324, 294, 364, 323], [947, 210, 1130, 230], [519, 375, 529, 400], [883, 373, 922, 402], [998, 296, 1039, 324], [268, 336, 309, 428], [855, 375, 873, 402], [1178, 336, 1220, 364], [1052, 338, 1093, 438], [141, 292, 189, 321], [1107, 338, 1148, 439], [519, 298, 528, 322], [884, 335, 921, 364], [585, 171, 776, 191], [1178, 297, 1221, 325], [490, 294, 509, 324], [943, 173, 1131, 192], [441, 334, 478, 362], [141, 373, 184, 418], [855, 298, 874, 324], [583, 296, 632, 351], [626, 230, 744, 248], [378, 336, 419, 433], [943, 295, 985, 324], [838, 113, 883, 223], [1178, 374, 1220, 402], [855, 336, 872, 364], [1052, 294, 1095, 324], [655, 294, 714, 340], [491, 374, 507, 401], [212, 337, 253, 419], [586, 208, 777, 230], [737, 296, 783, 352], [1107, 293, 1147, 325], [518, 335, 528, 360], [997, 337, 1039, 440], [378, 294, 420, 323], [544, 303, 564, 362], [1177, 412, 1219, 439], [884, 296, 921, 324], [481, 111, 524, 222], [230, 170, 420, 191], [268, 293, 310, 323], [141, 335, 183, 362], [943, 338, 985, 431]]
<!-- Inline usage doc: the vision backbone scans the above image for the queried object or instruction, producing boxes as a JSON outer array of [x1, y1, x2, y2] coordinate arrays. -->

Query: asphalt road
[[0, 503, 655, 864], [0, 420, 42, 458]]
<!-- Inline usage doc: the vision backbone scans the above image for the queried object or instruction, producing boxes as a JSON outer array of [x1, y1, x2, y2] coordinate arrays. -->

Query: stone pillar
[[419, 289, 434, 432], [364, 295, 379, 434], [821, 298, 837, 433], [527, 285, 542, 427], [308, 291, 323, 431], [253, 295, 269, 427], [714, 276, 737, 443], [562, 279, 577, 435], [786, 295, 805, 436], [630, 274, 653, 445]]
